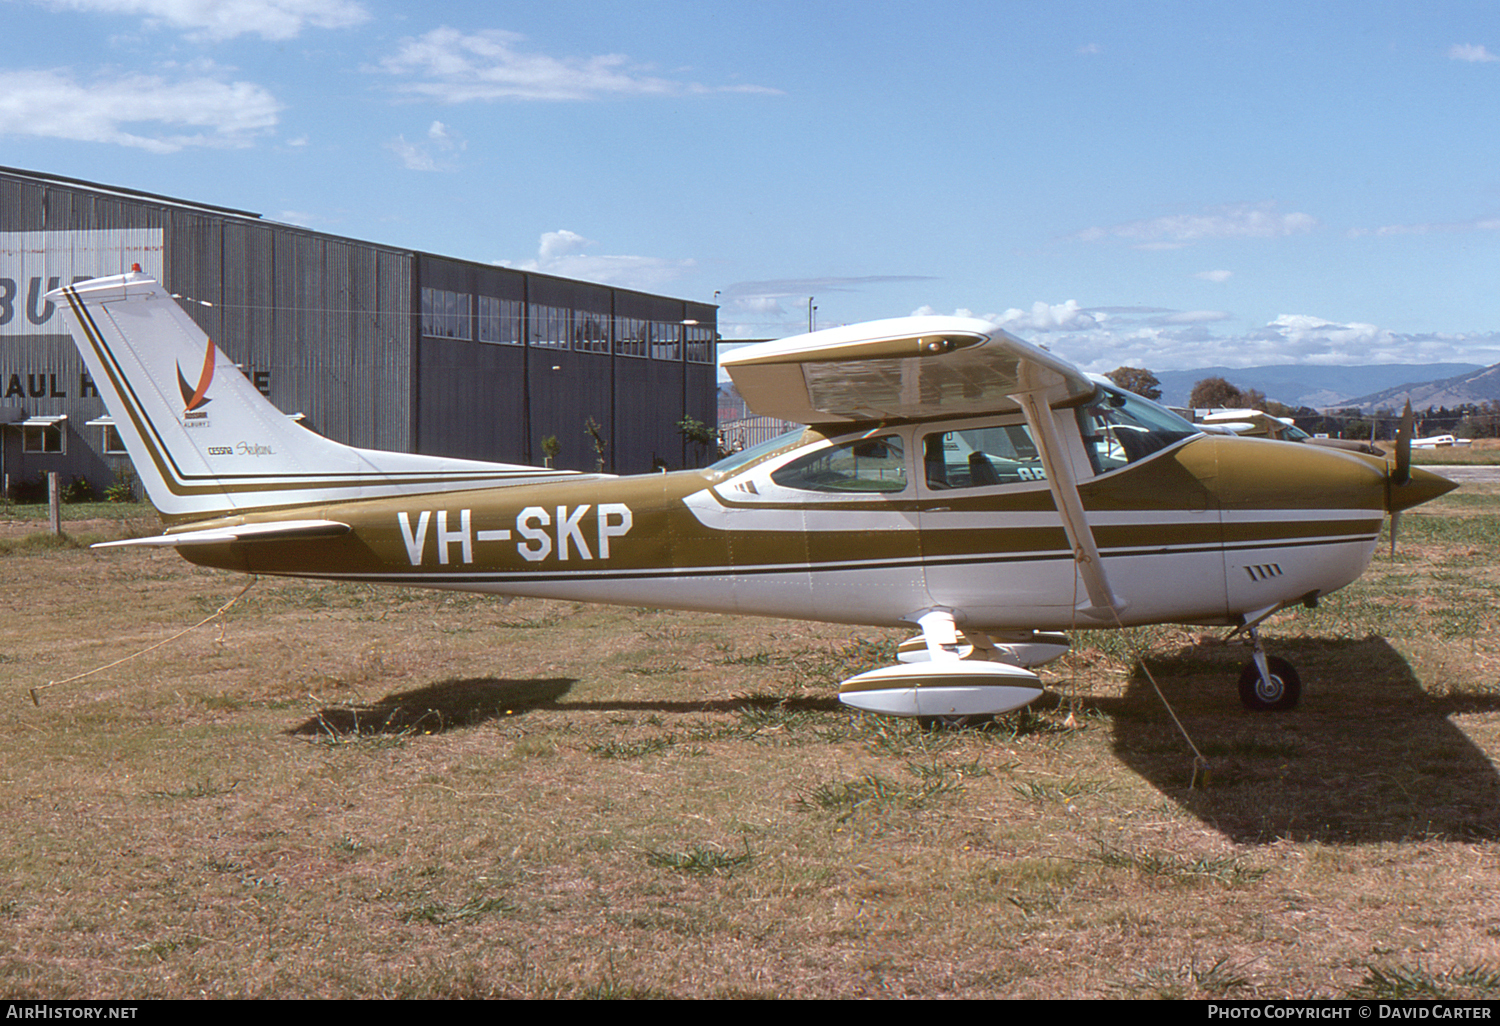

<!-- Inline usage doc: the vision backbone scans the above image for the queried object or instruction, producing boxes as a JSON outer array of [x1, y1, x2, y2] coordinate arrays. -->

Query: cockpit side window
[[1078, 385, 1200, 474], [769, 435, 907, 493], [922, 424, 1047, 490]]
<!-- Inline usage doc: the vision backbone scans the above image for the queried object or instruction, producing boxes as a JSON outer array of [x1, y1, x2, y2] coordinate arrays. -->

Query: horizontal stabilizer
[[93, 519, 351, 549]]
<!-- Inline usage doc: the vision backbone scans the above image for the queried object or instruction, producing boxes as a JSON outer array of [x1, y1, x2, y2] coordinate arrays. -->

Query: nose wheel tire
[[1238, 657, 1301, 711]]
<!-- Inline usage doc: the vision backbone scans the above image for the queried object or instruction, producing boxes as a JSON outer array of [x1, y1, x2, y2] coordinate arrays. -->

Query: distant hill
[[1152, 364, 1483, 408], [1342, 363, 1500, 411]]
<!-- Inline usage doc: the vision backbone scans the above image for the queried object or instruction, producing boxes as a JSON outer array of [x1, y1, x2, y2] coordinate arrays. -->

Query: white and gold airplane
[[49, 271, 1455, 722]]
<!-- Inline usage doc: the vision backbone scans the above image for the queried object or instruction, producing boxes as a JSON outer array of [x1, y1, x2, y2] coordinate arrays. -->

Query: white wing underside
[[720, 316, 1096, 425]]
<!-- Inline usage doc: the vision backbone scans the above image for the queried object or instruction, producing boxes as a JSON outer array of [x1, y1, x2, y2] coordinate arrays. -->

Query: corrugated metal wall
[[0, 167, 717, 491], [413, 256, 720, 474]]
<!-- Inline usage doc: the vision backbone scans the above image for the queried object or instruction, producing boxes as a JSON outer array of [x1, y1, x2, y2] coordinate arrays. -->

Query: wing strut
[[1013, 389, 1125, 618]]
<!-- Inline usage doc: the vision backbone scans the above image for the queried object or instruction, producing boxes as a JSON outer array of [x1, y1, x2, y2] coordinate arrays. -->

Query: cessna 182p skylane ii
[[49, 270, 1455, 722]]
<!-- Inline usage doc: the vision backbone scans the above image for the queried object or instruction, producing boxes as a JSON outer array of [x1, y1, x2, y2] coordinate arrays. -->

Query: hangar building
[[0, 165, 717, 498]]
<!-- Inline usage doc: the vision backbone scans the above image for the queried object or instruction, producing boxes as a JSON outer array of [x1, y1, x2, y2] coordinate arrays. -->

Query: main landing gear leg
[[1237, 626, 1302, 712]]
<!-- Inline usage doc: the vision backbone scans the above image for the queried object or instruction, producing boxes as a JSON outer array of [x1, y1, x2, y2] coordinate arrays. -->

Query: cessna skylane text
[[48, 271, 1456, 722]]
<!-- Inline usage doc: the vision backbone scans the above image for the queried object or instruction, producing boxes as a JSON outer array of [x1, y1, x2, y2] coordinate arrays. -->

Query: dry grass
[[1, 491, 1499, 999]]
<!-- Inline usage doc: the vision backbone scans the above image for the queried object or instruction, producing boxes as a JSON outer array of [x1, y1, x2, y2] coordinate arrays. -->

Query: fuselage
[[171, 411, 1446, 634]]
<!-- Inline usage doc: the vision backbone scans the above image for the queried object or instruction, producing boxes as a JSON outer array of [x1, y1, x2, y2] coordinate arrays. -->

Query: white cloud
[[0, 68, 280, 151], [1350, 217, 1500, 237], [910, 304, 981, 320], [385, 135, 437, 171], [992, 299, 1100, 332], [1195, 269, 1233, 282], [536, 228, 589, 264], [427, 119, 462, 148], [1161, 310, 1231, 325], [1038, 311, 1500, 373], [1450, 43, 1500, 63], [385, 119, 466, 171], [1074, 201, 1317, 247], [377, 26, 782, 103], [893, 300, 1500, 373], [1077, 43, 1102, 55], [499, 229, 697, 291], [32, 0, 369, 41]]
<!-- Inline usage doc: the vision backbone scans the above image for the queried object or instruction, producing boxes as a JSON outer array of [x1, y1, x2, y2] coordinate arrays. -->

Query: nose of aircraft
[[1388, 464, 1458, 513]]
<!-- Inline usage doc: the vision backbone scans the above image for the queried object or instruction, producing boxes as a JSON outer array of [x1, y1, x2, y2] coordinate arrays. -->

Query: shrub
[[62, 476, 95, 503]]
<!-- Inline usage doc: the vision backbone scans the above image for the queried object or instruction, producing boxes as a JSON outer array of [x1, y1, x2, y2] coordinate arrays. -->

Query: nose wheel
[[1236, 627, 1302, 711], [1238, 656, 1301, 711]]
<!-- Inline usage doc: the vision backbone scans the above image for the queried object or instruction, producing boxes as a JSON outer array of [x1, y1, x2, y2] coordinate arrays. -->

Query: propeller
[[1388, 401, 1414, 556]]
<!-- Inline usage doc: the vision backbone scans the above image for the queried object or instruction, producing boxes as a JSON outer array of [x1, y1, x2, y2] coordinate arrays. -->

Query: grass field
[[1, 484, 1498, 999]]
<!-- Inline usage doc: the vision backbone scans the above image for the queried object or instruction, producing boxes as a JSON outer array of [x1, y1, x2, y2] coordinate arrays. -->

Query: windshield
[[1078, 384, 1201, 474], [708, 428, 806, 474]]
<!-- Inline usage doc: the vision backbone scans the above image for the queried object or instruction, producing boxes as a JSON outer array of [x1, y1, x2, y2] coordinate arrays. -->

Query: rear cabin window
[[770, 435, 907, 493], [923, 424, 1045, 489]]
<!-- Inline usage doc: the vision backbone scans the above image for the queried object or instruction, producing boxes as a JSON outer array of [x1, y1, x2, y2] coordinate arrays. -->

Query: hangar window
[[651, 321, 682, 361], [87, 415, 127, 454], [573, 311, 611, 353], [615, 317, 648, 358], [478, 296, 521, 345], [686, 324, 715, 364], [530, 305, 569, 348], [21, 416, 65, 454], [421, 288, 471, 340]]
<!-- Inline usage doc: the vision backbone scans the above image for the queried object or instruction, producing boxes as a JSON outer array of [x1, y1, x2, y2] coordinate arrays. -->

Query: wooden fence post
[[48, 471, 61, 536]]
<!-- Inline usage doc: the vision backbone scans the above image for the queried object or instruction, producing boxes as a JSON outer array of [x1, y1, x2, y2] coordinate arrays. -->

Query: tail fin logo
[[177, 337, 215, 414]]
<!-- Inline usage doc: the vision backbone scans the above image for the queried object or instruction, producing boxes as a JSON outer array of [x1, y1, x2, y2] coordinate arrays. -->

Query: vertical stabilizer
[[49, 272, 572, 520]]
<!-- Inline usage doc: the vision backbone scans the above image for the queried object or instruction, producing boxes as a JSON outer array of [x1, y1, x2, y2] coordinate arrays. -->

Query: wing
[[723, 315, 1123, 616], [720, 316, 1097, 425]]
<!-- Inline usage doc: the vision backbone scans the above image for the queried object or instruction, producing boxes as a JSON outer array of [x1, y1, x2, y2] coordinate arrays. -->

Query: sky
[[5, 0, 1500, 375]]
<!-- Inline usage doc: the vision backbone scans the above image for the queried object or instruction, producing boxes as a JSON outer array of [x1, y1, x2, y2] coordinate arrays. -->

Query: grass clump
[[399, 895, 516, 926], [1090, 843, 1268, 886], [1348, 963, 1500, 1000], [641, 843, 755, 875], [585, 735, 680, 759], [798, 765, 966, 822]]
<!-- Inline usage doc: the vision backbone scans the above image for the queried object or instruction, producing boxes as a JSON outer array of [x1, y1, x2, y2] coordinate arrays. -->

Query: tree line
[[1104, 366, 1500, 439]]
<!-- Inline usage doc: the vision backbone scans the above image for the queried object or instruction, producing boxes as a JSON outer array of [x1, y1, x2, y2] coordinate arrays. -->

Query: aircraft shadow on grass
[[286, 678, 844, 737], [282, 637, 1499, 845], [287, 677, 578, 737], [1108, 636, 1500, 844]]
